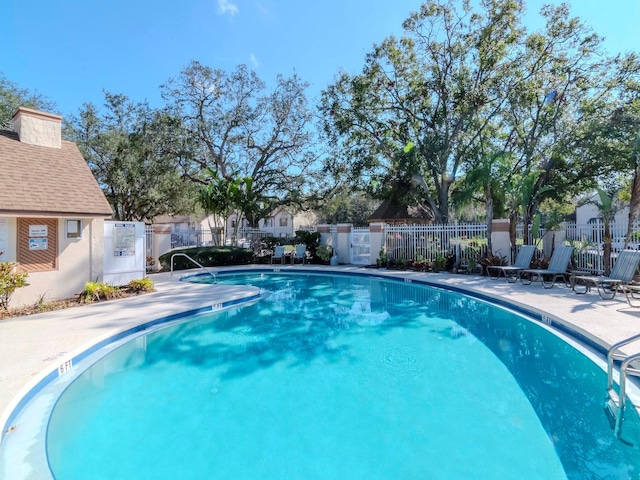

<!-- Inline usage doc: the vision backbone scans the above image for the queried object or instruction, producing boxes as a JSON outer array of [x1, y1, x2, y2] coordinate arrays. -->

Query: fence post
[[491, 219, 511, 261], [543, 228, 567, 259], [369, 222, 385, 264], [317, 224, 331, 248], [337, 223, 352, 264], [153, 225, 172, 270]]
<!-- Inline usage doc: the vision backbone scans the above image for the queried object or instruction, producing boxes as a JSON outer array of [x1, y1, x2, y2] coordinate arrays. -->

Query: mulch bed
[[0, 290, 154, 320]]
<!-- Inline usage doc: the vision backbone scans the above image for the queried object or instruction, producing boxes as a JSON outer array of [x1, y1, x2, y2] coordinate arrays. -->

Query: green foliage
[[315, 188, 378, 226], [430, 256, 445, 272], [260, 236, 281, 249], [320, 0, 640, 226], [161, 61, 317, 216], [294, 230, 321, 259], [316, 245, 333, 263], [126, 277, 155, 293], [320, 0, 526, 222], [376, 247, 388, 268], [0, 262, 29, 310], [79, 281, 118, 303], [66, 92, 196, 221], [0, 73, 57, 129], [159, 246, 255, 271], [477, 250, 508, 276]]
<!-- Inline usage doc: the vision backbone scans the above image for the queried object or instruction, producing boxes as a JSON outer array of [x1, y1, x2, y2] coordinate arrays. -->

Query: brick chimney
[[10, 107, 62, 149]]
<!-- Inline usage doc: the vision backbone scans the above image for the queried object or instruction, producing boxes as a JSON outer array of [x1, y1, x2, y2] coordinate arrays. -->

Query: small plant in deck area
[[316, 245, 333, 264], [432, 255, 447, 272], [79, 281, 118, 303], [126, 277, 155, 293], [376, 247, 388, 268], [0, 261, 29, 310], [35, 292, 48, 311], [477, 250, 508, 276]]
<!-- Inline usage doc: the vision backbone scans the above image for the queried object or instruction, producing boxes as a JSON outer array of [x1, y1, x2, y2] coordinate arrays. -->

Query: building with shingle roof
[[0, 107, 113, 307], [368, 198, 434, 225]]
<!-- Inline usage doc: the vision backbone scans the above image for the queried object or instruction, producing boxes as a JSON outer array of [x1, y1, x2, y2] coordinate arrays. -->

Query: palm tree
[[451, 151, 510, 255], [625, 127, 640, 245], [587, 188, 620, 276], [197, 168, 240, 246]]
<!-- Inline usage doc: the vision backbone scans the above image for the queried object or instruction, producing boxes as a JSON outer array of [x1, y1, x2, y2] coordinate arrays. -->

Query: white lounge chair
[[573, 250, 640, 301], [518, 246, 574, 289], [487, 245, 536, 283], [271, 245, 285, 264], [292, 244, 307, 264]]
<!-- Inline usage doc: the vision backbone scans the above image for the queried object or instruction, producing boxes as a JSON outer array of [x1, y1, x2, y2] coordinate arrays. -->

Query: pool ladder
[[605, 333, 640, 446], [170, 253, 217, 283]]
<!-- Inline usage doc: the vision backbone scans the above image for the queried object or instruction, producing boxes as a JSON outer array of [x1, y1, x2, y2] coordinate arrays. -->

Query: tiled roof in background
[[0, 130, 113, 217]]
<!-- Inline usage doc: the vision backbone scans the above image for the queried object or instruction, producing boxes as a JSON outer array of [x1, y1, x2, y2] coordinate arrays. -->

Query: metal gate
[[350, 229, 371, 265]]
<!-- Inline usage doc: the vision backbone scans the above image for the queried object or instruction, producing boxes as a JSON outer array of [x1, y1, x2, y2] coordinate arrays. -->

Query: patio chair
[[292, 244, 307, 264], [487, 245, 537, 283], [518, 245, 574, 289], [573, 250, 640, 301], [271, 245, 285, 264]]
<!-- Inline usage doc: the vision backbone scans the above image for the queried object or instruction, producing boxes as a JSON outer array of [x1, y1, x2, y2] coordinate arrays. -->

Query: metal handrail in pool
[[605, 332, 640, 443], [170, 253, 217, 283]]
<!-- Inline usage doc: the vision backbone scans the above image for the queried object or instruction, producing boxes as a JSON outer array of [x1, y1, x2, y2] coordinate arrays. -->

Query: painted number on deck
[[541, 314, 552, 325], [212, 303, 222, 310], [404, 278, 412, 283], [58, 359, 73, 376]]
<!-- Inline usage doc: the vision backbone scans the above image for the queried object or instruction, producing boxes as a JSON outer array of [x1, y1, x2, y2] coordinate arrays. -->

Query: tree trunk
[[509, 211, 518, 263], [485, 185, 493, 254], [603, 220, 612, 276], [439, 179, 451, 223]]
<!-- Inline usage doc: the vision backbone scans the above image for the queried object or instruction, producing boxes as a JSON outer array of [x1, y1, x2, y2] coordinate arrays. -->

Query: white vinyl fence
[[385, 223, 487, 268], [566, 221, 640, 273], [383, 221, 640, 274], [166, 219, 640, 274]]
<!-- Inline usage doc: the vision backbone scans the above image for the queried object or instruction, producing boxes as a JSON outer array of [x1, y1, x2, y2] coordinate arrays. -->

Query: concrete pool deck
[[2, 265, 640, 428]]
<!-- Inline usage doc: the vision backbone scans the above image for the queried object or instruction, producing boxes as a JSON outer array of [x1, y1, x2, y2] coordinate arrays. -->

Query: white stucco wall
[[575, 198, 630, 225], [3, 217, 105, 308]]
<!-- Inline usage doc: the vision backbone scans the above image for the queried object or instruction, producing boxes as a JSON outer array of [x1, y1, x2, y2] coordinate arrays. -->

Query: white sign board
[[0, 217, 8, 260], [29, 238, 48, 250], [103, 221, 146, 286], [29, 225, 48, 237], [113, 223, 136, 257]]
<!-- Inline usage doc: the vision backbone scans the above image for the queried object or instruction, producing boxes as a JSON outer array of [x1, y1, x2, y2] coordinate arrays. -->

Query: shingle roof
[[369, 198, 434, 224], [0, 130, 113, 217]]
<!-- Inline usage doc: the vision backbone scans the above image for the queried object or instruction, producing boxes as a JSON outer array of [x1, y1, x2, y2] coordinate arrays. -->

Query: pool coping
[[2, 265, 640, 451]]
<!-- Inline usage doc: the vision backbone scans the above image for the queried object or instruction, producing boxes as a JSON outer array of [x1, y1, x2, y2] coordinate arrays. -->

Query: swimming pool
[[3, 272, 640, 479]]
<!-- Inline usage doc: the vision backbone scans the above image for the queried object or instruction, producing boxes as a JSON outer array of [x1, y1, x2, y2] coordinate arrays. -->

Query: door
[[350, 229, 371, 265]]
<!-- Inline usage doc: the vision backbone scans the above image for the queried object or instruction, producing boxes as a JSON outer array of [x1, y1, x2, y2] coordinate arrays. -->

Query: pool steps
[[170, 252, 217, 282], [605, 333, 640, 447]]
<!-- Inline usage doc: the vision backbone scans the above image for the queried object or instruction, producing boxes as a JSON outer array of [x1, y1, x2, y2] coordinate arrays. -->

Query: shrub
[[316, 245, 333, 263], [260, 236, 280, 250], [79, 281, 118, 303], [0, 262, 29, 310], [376, 247, 388, 268], [159, 246, 255, 271], [295, 230, 321, 260], [127, 277, 155, 293]]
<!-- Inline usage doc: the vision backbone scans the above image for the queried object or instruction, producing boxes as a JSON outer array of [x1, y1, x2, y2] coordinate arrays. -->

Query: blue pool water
[[42, 273, 640, 479]]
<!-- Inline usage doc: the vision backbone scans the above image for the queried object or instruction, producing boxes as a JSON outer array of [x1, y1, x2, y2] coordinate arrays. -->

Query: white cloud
[[249, 53, 260, 68], [217, 0, 238, 16]]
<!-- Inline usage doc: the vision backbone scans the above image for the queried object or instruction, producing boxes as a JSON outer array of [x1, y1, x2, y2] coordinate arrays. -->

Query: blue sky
[[3, 0, 639, 119]]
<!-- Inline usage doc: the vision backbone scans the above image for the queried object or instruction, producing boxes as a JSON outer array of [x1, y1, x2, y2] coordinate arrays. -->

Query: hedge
[[159, 246, 255, 271]]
